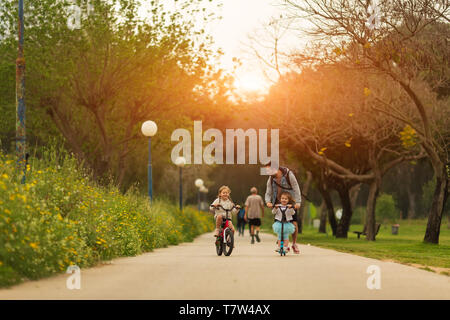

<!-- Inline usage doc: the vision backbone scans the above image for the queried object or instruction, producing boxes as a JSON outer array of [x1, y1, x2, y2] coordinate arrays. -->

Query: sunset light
[[0, 0, 448, 306], [233, 73, 270, 94]]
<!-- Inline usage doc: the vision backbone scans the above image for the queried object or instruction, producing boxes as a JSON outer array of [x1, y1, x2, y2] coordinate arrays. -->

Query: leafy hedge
[[0, 149, 214, 287]]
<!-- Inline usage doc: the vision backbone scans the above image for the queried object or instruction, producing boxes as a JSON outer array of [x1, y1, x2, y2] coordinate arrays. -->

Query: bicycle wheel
[[224, 229, 234, 256], [216, 236, 223, 256]]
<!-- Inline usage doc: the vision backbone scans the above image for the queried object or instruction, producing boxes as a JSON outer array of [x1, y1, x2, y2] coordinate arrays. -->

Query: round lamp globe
[[141, 121, 158, 137], [195, 178, 204, 188], [175, 156, 186, 167]]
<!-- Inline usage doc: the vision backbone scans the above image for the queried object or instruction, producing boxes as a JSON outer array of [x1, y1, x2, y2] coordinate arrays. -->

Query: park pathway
[[0, 232, 449, 300]]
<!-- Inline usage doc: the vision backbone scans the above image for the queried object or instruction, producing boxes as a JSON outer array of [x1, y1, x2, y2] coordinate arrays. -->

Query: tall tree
[[282, 0, 449, 243], [0, 0, 232, 190]]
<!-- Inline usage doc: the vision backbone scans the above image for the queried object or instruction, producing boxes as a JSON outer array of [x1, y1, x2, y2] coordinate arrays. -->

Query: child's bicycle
[[274, 204, 291, 256], [210, 204, 240, 256]]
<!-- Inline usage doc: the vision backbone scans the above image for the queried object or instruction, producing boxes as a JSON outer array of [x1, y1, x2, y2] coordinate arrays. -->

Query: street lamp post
[[199, 185, 208, 211], [141, 121, 157, 203], [16, 0, 26, 184], [194, 178, 204, 212], [175, 156, 186, 211]]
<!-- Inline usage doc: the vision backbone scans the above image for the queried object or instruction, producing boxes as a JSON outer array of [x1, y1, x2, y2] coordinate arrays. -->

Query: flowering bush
[[0, 149, 214, 287]]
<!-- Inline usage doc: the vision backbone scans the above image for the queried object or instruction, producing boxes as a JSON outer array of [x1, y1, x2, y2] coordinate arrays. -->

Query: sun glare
[[234, 73, 269, 93]]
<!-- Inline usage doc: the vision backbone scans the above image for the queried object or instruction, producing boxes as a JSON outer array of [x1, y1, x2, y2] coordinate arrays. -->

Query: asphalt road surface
[[1, 232, 449, 299]]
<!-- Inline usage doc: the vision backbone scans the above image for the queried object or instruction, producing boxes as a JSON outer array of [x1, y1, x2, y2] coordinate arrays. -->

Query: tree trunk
[[318, 200, 327, 233], [424, 164, 449, 244], [350, 183, 361, 209], [318, 182, 337, 236], [336, 187, 352, 238], [365, 179, 380, 241], [298, 171, 313, 234]]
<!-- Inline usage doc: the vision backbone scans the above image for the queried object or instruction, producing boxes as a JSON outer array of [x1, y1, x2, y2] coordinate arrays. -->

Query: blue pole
[[179, 167, 183, 211], [148, 137, 152, 203], [16, 0, 26, 184]]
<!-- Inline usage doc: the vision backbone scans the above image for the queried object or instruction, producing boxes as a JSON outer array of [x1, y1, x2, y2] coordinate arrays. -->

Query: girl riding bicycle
[[272, 192, 296, 253], [210, 186, 239, 237]]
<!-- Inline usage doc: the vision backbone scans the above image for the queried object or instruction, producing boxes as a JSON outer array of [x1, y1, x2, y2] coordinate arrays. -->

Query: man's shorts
[[248, 218, 261, 226]]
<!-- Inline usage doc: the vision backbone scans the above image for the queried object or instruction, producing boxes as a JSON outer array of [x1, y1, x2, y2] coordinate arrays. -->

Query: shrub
[[0, 150, 214, 287], [376, 193, 400, 224]]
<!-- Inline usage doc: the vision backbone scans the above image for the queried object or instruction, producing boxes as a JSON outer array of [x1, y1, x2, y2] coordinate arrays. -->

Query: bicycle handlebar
[[274, 204, 293, 208], [210, 204, 240, 211]]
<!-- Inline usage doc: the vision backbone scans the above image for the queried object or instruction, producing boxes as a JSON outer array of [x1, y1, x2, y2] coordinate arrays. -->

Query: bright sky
[[207, 0, 288, 96], [140, 0, 309, 98]]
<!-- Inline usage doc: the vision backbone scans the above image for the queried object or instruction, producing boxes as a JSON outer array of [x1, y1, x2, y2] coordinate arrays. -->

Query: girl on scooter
[[272, 192, 296, 253]]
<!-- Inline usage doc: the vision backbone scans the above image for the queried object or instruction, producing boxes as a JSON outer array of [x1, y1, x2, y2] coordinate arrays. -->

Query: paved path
[[0, 232, 449, 299]]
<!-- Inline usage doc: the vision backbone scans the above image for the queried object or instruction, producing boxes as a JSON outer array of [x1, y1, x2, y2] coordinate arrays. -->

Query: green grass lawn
[[257, 210, 450, 275]]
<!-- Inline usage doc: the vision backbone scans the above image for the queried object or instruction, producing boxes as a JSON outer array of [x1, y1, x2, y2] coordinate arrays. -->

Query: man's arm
[[244, 197, 249, 221], [289, 171, 302, 207], [265, 178, 272, 205], [259, 196, 265, 218]]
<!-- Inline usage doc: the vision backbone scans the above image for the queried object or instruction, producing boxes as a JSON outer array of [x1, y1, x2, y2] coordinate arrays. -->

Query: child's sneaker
[[291, 243, 300, 254], [275, 246, 281, 253]]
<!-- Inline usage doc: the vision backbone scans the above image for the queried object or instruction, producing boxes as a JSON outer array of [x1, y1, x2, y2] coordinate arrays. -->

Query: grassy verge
[[260, 209, 450, 275], [0, 149, 214, 287]]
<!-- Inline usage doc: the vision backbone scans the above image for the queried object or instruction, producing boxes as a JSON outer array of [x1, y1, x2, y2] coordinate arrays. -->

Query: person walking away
[[237, 204, 246, 236], [244, 187, 265, 244]]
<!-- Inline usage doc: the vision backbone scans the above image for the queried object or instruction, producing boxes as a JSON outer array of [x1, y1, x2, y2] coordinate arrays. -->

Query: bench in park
[[354, 223, 381, 239]]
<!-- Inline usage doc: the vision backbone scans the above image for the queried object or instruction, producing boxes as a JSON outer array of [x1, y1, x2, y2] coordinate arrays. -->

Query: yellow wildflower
[[29, 242, 39, 249]]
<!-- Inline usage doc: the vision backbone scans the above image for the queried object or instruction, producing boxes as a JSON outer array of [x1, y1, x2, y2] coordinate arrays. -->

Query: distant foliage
[[351, 207, 365, 225], [376, 194, 400, 223]]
